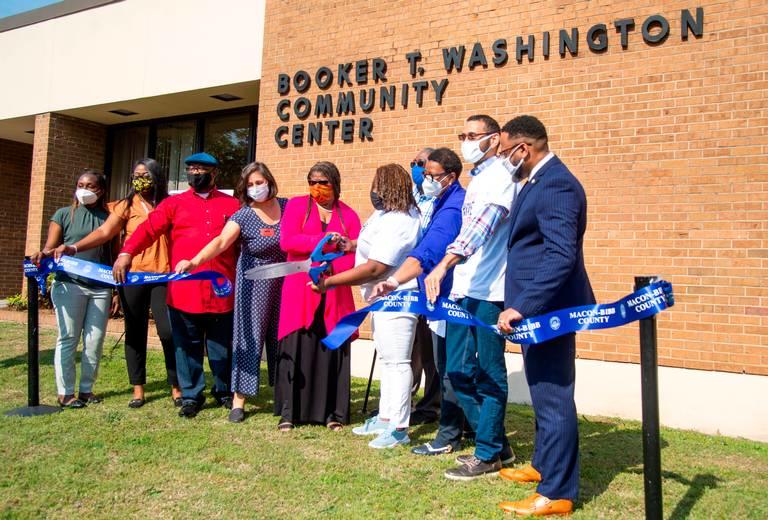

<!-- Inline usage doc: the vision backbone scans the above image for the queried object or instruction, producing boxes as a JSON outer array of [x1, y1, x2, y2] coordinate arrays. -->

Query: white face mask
[[500, 145, 525, 181], [247, 184, 270, 202], [421, 176, 445, 197], [461, 133, 495, 163], [75, 188, 99, 205]]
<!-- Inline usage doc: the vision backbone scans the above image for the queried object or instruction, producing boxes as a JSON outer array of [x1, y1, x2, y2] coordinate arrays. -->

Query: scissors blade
[[244, 259, 312, 280]]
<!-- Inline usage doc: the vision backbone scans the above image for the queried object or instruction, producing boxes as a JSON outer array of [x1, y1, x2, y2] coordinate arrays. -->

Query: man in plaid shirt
[[424, 114, 519, 481]]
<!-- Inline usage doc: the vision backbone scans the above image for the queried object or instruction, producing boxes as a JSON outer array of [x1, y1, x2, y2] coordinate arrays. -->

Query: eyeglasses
[[424, 171, 452, 182], [185, 165, 212, 173], [410, 159, 425, 168], [458, 132, 495, 142], [308, 179, 330, 186], [496, 142, 531, 159]]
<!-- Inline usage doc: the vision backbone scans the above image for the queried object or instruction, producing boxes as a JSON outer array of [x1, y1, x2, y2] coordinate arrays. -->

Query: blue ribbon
[[322, 280, 675, 350], [24, 256, 232, 297]]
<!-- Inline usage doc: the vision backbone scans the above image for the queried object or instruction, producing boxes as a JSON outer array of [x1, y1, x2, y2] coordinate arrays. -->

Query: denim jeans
[[168, 307, 233, 404], [445, 297, 508, 461], [50, 280, 111, 395], [371, 311, 418, 429], [432, 327, 469, 450]]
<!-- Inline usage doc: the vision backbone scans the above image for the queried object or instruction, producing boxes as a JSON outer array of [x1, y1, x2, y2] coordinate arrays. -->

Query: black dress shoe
[[128, 398, 145, 409], [409, 410, 439, 425], [179, 402, 200, 418], [228, 408, 245, 423]]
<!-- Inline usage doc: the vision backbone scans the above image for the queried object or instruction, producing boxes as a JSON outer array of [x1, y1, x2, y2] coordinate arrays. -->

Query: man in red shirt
[[113, 153, 240, 418]]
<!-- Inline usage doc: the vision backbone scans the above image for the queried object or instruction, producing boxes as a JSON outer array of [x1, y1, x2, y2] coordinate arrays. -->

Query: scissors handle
[[310, 234, 345, 263], [308, 234, 346, 284]]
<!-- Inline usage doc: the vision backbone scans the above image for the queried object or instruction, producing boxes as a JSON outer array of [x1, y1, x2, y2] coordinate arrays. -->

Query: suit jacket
[[505, 155, 595, 318]]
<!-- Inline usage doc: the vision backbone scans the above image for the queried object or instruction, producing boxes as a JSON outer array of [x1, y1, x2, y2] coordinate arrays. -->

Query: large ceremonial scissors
[[244, 234, 344, 284]]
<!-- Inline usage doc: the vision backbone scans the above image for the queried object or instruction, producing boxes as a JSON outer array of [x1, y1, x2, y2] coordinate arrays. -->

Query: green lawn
[[1, 321, 766, 519]]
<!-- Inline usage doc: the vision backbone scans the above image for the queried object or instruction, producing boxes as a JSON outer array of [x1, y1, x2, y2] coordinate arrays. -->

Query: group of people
[[30, 114, 593, 516]]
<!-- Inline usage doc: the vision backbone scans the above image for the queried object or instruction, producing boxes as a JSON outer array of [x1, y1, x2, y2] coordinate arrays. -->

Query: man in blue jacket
[[497, 115, 595, 516]]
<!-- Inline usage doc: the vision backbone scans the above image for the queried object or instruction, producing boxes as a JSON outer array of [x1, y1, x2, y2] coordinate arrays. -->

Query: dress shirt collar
[[529, 152, 554, 182], [469, 155, 497, 177]]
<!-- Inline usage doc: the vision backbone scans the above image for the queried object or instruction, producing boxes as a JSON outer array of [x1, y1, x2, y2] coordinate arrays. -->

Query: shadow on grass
[[625, 468, 722, 519], [665, 472, 721, 520], [0, 348, 55, 369]]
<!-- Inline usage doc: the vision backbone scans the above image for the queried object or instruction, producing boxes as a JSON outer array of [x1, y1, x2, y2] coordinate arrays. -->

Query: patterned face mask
[[132, 176, 153, 193]]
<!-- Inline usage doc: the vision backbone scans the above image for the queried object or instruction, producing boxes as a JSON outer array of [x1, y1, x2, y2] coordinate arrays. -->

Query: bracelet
[[118, 252, 132, 258], [70, 244, 78, 254], [386, 276, 400, 288]]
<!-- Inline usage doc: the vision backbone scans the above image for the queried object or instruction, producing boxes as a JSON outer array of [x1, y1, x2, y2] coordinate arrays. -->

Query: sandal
[[326, 421, 344, 431], [58, 396, 86, 409], [173, 397, 183, 408], [78, 393, 102, 404], [277, 421, 294, 432]]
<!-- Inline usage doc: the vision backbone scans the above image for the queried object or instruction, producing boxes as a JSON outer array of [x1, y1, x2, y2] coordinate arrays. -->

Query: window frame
[[105, 105, 258, 193]]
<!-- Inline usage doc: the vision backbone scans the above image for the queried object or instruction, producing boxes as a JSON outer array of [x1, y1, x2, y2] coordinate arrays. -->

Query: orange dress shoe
[[499, 464, 542, 483], [498, 493, 573, 516]]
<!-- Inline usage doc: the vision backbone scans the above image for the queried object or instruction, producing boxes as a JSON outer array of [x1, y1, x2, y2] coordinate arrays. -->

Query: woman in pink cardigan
[[274, 161, 361, 431]]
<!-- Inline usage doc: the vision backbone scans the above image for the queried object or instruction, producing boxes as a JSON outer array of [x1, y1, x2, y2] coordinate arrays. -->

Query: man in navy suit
[[496, 116, 595, 516]]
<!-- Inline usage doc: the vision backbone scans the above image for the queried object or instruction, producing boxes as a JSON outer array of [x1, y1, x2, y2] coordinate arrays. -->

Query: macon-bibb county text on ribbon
[[23, 256, 232, 297], [321, 280, 674, 350]]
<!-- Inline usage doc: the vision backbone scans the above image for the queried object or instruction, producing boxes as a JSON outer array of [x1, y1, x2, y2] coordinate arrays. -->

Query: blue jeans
[[445, 297, 508, 461], [168, 307, 233, 404], [431, 329, 468, 449], [50, 280, 111, 396]]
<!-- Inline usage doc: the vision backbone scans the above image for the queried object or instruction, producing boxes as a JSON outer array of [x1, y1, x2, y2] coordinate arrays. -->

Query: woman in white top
[[311, 163, 421, 448]]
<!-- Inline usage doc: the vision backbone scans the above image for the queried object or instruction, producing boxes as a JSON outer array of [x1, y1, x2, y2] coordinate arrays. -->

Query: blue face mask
[[411, 165, 425, 186]]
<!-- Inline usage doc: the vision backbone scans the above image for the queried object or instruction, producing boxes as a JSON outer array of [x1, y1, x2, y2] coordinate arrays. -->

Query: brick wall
[[25, 113, 107, 258], [0, 139, 33, 297], [256, 0, 768, 375]]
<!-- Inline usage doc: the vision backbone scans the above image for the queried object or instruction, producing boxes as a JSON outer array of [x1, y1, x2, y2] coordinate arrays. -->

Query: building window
[[204, 112, 251, 190], [156, 120, 197, 192], [107, 107, 257, 197]]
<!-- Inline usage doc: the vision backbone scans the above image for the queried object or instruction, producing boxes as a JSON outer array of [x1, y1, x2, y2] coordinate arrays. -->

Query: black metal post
[[362, 349, 377, 415], [635, 276, 663, 520], [5, 273, 60, 417], [27, 276, 40, 406]]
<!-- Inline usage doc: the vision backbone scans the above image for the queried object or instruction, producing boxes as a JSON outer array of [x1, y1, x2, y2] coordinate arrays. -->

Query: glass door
[[109, 126, 149, 199], [156, 120, 196, 192]]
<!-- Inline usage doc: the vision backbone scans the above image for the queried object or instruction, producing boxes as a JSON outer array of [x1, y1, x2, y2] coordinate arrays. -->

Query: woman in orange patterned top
[[54, 159, 179, 408]]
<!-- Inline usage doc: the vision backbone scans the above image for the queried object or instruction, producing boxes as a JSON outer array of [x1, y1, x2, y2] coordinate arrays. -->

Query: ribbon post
[[5, 261, 60, 417], [637, 276, 664, 520]]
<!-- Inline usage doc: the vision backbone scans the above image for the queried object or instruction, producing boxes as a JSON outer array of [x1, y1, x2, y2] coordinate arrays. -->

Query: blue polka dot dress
[[230, 198, 287, 396]]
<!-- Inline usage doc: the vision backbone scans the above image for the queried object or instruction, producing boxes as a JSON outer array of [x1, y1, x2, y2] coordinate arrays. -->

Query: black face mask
[[187, 172, 212, 193], [370, 191, 385, 211]]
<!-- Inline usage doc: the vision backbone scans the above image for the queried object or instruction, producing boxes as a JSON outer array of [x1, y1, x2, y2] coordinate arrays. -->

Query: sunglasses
[[410, 159, 425, 168], [308, 179, 330, 186]]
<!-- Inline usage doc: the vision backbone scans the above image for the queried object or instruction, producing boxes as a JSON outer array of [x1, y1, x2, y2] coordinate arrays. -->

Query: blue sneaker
[[368, 428, 410, 449], [352, 415, 388, 436]]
